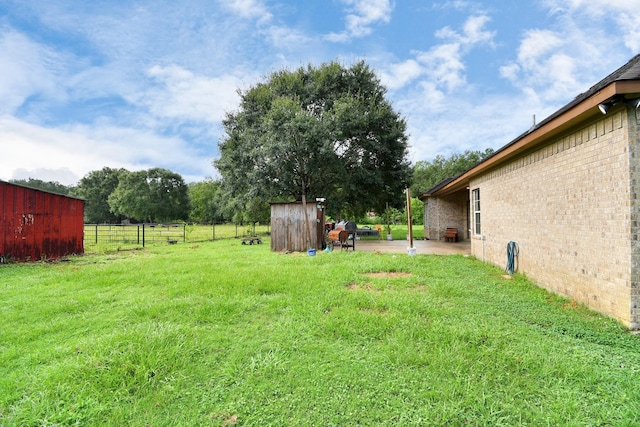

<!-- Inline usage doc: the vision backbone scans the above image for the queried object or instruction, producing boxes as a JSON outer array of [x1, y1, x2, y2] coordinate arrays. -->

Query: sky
[[1, 0, 639, 186]]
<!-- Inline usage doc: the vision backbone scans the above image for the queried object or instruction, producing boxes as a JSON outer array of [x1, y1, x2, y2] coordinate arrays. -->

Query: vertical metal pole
[[95, 224, 98, 244], [142, 224, 145, 248], [183, 223, 186, 242]]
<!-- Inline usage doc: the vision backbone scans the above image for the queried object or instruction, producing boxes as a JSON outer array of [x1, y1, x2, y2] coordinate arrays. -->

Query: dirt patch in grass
[[348, 282, 374, 291], [563, 300, 579, 310], [362, 272, 413, 279]]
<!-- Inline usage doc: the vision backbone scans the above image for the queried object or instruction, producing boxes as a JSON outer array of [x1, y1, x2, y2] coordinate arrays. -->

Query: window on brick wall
[[472, 188, 481, 235]]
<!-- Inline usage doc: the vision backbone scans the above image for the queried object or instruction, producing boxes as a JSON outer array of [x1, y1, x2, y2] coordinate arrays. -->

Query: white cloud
[[400, 88, 549, 164], [460, 14, 495, 45], [499, 2, 640, 104], [216, 0, 315, 59], [0, 116, 107, 185], [10, 167, 79, 186], [0, 29, 65, 114], [514, 29, 563, 69], [326, 0, 393, 42], [5, 0, 637, 183], [499, 29, 580, 100], [435, 14, 494, 46], [380, 14, 494, 94], [221, 0, 273, 24], [498, 63, 520, 82], [264, 25, 313, 51], [416, 43, 466, 92], [569, 0, 640, 53], [0, 115, 215, 185], [617, 13, 640, 52], [378, 59, 423, 90], [141, 65, 243, 124]]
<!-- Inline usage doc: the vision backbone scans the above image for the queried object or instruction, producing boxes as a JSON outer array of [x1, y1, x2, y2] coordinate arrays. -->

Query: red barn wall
[[0, 181, 85, 262]]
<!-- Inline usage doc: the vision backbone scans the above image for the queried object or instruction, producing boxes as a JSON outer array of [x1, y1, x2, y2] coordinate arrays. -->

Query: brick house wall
[[424, 191, 468, 241], [469, 107, 638, 328]]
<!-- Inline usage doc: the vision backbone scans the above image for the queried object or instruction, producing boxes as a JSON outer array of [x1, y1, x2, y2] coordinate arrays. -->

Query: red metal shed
[[0, 180, 85, 262]]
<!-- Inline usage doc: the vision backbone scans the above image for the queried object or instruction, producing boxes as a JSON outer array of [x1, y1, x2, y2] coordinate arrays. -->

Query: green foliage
[[215, 61, 411, 221], [410, 197, 423, 225], [108, 168, 190, 223], [1, 243, 639, 425], [12, 168, 230, 225], [188, 178, 222, 223], [412, 148, 494, 195], [384, 205, 403, 227], [8, 178, 72, 195], [386, 223, 424, 240], [73, 167, 127, 223]]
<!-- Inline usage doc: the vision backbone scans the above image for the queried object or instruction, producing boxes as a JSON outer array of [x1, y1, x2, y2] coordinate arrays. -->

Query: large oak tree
[[215, 61, 411, 220], [108, 168, 190, 223], [73, 167, 127, 223]]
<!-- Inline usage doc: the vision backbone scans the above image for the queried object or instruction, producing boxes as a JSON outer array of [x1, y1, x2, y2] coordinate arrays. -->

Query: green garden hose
[[506, 241, 519, 275]]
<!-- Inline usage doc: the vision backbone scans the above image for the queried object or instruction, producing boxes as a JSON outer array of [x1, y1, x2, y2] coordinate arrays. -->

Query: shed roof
[[423, 54, 640, 197]]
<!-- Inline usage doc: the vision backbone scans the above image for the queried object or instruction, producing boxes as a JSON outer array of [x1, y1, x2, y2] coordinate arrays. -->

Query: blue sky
[[1, 0, 639, 185]]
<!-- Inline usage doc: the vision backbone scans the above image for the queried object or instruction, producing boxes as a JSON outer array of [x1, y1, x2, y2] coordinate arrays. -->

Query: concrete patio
[[340, 238, 471, 255]]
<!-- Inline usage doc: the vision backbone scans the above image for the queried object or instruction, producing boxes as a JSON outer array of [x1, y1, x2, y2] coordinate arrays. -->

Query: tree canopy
[[411, 149, 494, 196], [73, 167, 126, 223], [8, 178, 71, 195], [188, 179, 222, 223], [215, 61, 412, 220], [108, 168, 190, 223]]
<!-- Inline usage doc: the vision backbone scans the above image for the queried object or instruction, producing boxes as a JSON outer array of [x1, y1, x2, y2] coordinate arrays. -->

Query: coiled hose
[[506, 241, 519, 275]]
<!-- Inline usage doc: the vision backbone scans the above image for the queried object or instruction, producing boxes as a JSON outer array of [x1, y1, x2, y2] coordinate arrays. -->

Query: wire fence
[[83, 223, 270, 253]]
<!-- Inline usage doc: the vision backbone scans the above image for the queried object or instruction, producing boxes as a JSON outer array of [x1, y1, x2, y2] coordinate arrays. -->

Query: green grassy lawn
[[356, 224, 424, 241], [1, 239, 639, 426], [388, 224, 424, 240], [83, 223, 271, 254]]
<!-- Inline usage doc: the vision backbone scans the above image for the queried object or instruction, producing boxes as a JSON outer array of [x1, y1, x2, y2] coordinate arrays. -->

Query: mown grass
[[358, 224, 425, 241], [1, 239, 639, 426]]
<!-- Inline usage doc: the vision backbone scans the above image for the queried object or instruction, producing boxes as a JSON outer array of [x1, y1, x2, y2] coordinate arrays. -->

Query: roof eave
[[431, 80, 640, 196]]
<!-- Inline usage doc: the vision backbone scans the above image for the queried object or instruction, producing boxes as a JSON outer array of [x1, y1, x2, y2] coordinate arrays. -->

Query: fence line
[[84, 223, 270, 253]]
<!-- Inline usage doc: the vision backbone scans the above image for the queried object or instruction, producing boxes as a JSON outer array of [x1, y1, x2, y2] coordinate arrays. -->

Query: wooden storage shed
[[0, 180, 85, 262], [270, 201, 325, 252]]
